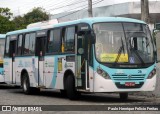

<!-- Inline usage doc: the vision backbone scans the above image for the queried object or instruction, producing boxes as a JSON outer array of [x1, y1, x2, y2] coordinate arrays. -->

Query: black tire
[[60, 90, 67, 97], [31, 87, 40, 94], [66, 75, 78, 100], [22, 73, 31, 94], [119, 93, 128, 100]]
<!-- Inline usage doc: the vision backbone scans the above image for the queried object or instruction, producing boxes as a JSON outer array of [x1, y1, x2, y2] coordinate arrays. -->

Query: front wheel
[[60, 90, 67, 97], [66, 75, 78, 100], [119, 93, 128, 100]]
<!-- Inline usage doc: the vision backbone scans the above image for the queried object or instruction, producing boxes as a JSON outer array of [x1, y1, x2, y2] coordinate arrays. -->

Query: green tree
[[24, 7, 49, 24], [0, 8, 15, 34], [13, 16, 26, 30], [13, 7, 49, 30], [0, 7, 13, 19]]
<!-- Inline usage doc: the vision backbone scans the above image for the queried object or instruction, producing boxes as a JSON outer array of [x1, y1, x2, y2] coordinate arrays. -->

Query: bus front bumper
[[93, 74, 156, 92], [0, 74, 4, 83]]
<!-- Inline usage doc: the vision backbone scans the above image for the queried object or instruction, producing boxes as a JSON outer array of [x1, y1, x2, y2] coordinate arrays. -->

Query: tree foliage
[[24, 7, 49, 24], [0, 7, 13, 19], [13, 7, 49, 30], [0, 8, 15, 34], [0, 7, 49, 33], [13, 16, 26, 30]]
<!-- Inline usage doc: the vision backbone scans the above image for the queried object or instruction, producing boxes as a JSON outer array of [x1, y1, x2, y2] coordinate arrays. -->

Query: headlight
[[147, 68, 156, 79], [97, 67, 110, 79]]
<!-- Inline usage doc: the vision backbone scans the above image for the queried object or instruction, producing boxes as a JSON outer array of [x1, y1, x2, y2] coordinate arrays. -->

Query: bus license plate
[[125, 82, 135, 87]]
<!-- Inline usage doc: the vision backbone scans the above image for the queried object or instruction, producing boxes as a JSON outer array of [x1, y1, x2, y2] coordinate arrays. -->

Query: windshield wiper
[[121, 36, 125, 55], [130, 47, 145, 65], [113, 37, 125, 66], [146, 38, 150, 47], [113, 46, 123, 66]]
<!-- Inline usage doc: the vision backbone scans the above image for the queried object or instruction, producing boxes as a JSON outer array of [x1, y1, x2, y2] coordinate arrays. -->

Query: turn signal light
[[97, 67, 110, 79], [147, 68, 156, 79]]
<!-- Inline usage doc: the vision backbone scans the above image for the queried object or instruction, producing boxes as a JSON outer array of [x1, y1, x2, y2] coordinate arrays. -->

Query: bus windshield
[[93, 22, 154, 65]]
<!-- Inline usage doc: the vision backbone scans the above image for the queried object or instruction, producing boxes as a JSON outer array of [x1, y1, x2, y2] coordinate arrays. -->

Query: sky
[[0, 0, 159, 17]]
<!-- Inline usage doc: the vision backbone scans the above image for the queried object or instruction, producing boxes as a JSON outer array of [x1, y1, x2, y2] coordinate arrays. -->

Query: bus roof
[[6, 17, 146, 35], [6, 27, 41, 36], [53, 17, 146, 28], [0, 34, 6, 39]]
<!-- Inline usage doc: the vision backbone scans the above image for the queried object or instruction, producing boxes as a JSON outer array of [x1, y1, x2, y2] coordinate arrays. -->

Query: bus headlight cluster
[[147, 68, 156, 79], [97, 67, 110, 79]]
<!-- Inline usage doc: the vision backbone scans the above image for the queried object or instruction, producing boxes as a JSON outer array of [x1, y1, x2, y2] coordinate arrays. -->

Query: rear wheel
[[66, 75, 78, 100], [22, 73, 40, 94], [22, 73, 31, 94], [31, 87, 40, 94], [119, 93, 128, 100]]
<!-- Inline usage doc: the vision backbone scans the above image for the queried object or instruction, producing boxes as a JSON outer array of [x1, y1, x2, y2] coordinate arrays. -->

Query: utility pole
[[141, 0, 150, 23], [88, 0, 93, 17]]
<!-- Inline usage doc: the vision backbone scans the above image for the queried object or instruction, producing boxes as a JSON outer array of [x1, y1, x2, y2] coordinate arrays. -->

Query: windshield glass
[[93, 22, 154, 64]]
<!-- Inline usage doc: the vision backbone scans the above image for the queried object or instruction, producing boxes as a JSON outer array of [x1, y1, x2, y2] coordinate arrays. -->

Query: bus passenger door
[[9, 40, 16, 84], [76, 32, 90, 90], [36, 37, 46, 87]]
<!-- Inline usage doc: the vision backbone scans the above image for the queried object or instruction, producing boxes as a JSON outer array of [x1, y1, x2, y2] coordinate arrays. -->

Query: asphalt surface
[[0, 84, 160, 114]]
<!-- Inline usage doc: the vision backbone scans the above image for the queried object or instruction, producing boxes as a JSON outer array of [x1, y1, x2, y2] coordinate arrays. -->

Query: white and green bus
[[4, 17, 156, 100]]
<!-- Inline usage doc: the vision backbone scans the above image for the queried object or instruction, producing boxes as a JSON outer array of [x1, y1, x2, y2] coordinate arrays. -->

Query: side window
[[17, 35, 23, 55], [4, 36, 10, 57], [24, 33, 36, 55], [64, 26, 75, 52], [29, 33, 36, 54], [24, 34, 30, 55], [48, 31, 54, 53], [48, 29, 61, 53]]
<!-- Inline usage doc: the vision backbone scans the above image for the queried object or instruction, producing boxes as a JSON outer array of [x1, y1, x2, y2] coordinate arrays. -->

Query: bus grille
[[112, 74, 146, 81]]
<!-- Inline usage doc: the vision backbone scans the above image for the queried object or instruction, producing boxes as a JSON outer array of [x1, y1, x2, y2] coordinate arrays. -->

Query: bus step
[[37, 85, 46, 88]]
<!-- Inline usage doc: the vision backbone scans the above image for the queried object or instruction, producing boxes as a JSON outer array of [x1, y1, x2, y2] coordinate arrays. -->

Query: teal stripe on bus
[[52, 57, 58, 88]]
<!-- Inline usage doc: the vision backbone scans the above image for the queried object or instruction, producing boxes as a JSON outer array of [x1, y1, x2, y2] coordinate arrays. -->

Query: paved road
[[0, 84, 160, 114]]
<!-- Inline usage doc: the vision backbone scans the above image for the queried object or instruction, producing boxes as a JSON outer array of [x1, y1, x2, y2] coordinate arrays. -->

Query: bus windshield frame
[[93, 22, 155, 67]]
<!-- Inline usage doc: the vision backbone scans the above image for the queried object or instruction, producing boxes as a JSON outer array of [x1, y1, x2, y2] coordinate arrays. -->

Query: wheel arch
[[20, 69, 29, 86]]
